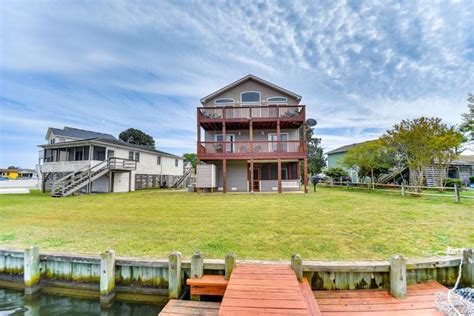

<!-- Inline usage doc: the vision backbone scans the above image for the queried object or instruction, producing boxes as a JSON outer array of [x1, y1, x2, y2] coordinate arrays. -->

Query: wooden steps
[[313, 281, 447, 315], [187, 275, 229, 297], [160, 300, 221, 315]]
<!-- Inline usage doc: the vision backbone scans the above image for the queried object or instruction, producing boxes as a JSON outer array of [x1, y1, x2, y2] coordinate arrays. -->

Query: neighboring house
[[326, 142, 370, 182], [450, 155, 474, 182], [327, 141, 474, 186], [196, 74, 308, 193], [0, 169, 19, 180], [38, 127, 184, 196], [18, 169, 37, 179]]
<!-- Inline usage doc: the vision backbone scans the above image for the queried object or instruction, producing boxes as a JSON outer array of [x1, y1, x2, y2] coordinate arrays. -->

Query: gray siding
[[203, 80, 300, 107], [226, 161, 247, 192]]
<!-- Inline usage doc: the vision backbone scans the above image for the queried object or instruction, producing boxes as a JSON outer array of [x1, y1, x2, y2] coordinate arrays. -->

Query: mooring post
[[454, 183, 460, 203], [100, 250, 116, 308], [168, 251, 182, 299], [389, 254, 407, 299], [461, 248, 473, 287], [225, 253, 236, 280], [24, 245, 41, 296], [190, 251, 204, 301], [291, 254, 303, 282]]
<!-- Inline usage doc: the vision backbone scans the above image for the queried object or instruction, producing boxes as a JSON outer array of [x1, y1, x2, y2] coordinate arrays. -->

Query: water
[[0, 288, 162, 315]]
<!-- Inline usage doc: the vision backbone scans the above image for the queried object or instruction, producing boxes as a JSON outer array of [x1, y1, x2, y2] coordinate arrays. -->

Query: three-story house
[[196, 74, 308, 193]]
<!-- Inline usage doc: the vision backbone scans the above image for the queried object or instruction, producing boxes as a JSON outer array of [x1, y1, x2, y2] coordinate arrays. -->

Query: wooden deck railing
[[198, 140, 306, 158], [198, 105, 305, 121]]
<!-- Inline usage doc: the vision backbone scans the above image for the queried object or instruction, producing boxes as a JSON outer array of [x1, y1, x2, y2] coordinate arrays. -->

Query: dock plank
[[160, 299, 221, 315], [219, 264, 320, 315], [313, 281, 447, 315]]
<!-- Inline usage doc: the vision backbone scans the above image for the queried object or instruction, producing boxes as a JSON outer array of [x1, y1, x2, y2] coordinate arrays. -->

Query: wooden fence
[[1, 247, 472, 307], [319, 181, 474, 203]]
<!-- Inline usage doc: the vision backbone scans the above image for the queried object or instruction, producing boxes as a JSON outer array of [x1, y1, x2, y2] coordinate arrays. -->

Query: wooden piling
[[291, 254, 303, 282], [168, 251, 182, 299], [225, 253, 236, 280], [24, 245, 40, 296], [390, 254, 407, 299], [461, 248, 473, 287], [401, 183, 405, 196], [100, 250, 116, 308], [190, 252, 203, 301]]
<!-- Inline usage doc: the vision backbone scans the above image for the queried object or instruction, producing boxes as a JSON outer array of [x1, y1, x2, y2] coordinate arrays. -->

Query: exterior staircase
[[51, 158, 136, 197], [172, 169, 193, 189], [378, 167, 408, 184]]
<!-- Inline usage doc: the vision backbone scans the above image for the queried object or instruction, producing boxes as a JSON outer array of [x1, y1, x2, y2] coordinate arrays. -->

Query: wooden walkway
[[160, 300, 221, 315], [313, 281, 447, 315], [219, 264, 321, 315], [160, 267, 449, 315]]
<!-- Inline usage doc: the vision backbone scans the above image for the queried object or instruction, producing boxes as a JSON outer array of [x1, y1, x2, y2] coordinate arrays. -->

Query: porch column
[[250, 159, 254, 193], [223, 159, 227, 193], [197, 108, 201, 164], [109, 171, 112, 193], [304, 158, 308, 193], [278, 158, 282, 193], [249, 120, 253, 153]]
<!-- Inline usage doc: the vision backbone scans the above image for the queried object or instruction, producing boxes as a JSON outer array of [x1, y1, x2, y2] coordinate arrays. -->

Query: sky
[[1, 0, 473, 168]]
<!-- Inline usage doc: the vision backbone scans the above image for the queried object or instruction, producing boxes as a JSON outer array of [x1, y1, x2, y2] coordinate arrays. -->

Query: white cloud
[[0, 0, 473, 167]]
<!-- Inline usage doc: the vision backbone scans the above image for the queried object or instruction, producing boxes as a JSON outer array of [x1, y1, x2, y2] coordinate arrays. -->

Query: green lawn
[[0, 188, 472, 260]]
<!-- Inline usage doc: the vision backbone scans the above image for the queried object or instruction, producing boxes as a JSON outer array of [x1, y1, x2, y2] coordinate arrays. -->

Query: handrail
[[199, 104, 305, 110], [198, 105, 305, 121], [198, 140, 305, 155]]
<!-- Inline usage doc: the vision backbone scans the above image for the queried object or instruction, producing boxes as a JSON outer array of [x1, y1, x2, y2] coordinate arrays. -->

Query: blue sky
[[1, 0, 473, 168]]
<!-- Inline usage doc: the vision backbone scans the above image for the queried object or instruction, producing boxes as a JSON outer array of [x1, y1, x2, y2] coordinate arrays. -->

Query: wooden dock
[[219, 264, 321, 315], [313, 281, 447, 315], [160, 265, 449, 315]]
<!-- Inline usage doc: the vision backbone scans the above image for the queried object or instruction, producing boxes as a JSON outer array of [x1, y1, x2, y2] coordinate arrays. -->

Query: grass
[[0, 188, 472, 260]]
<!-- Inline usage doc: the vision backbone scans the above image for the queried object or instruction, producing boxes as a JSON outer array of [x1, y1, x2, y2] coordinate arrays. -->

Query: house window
[[214, 98, 235, 105], [267, 96, 287, 104], [175, 159, 178, 167], [75, 148, 83, 161], [107, 150, 115, 159], [50, 139, 56, 144], [135, 152, 140, 162], [157, 156, 161, 165], [129, 151, 134, 160], [241, 91, 261, 103], [93, 146, 106, 161]]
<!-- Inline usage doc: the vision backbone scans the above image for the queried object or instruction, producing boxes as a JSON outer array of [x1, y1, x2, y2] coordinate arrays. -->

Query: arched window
[[267, 96, 287, 104], [214, 98, 235, 105], [240, 91, 261, 103]]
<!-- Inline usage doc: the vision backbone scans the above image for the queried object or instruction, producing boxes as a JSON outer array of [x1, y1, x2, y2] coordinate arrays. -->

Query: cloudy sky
[[1, 0, 473, 168]]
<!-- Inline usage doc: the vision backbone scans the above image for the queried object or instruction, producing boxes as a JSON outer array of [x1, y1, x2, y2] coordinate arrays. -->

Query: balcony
[[198, 105, 305, 130], [198, 140, 306, 160]]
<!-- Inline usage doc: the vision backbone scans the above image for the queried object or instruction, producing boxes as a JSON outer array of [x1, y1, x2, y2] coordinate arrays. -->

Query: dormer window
[[267, 96, 287, 104], [241, 91, 261, 103], [214, 98, 235, 105]]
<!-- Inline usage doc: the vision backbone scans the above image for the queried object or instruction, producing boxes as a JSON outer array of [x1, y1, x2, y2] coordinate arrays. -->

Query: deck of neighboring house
[[160, 265, 449, 315]]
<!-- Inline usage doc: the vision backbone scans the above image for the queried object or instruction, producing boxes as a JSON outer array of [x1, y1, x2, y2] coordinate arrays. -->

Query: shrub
[[445, 178, 462, 187], [470, 176, 474, 184], [324, 167, 348, 179]]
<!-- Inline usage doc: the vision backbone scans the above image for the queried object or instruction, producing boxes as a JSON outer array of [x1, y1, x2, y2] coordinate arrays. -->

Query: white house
[[39, 127, 184, 196]]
